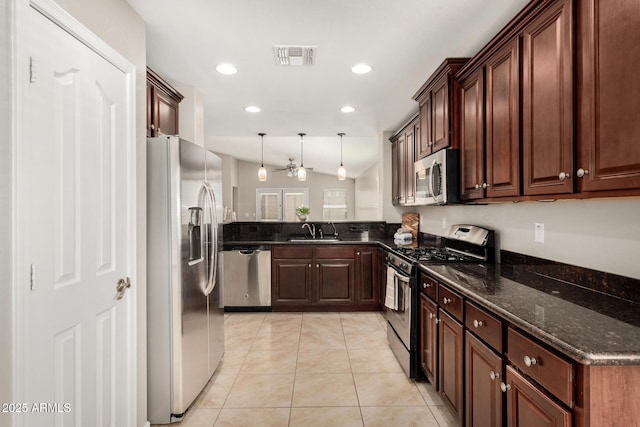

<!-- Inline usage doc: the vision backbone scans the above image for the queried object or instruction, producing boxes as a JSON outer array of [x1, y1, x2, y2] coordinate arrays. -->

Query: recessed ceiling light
[[351, 64, 372, 74], [216, 63, 238, 75], [245, 106, 261, 113], [341, 106, 356, 113]]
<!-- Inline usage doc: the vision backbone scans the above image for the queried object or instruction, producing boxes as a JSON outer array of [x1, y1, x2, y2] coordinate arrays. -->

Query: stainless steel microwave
[[414, 149, 460, 205]]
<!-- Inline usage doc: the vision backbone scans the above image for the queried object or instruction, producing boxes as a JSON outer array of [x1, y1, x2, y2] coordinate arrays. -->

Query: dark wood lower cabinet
[[271, 244, 380, 310], [505, 366, 571, 427], [272, 259, 312, 305], [466, 332, 503, 427], [419, 294, 438, 387], [316, 259, 354, 304], [355, 246, 378, 304], [439, 309, 464, 426]]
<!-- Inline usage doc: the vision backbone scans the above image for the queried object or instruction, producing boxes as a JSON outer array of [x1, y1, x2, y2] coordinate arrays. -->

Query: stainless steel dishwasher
[[221, 246, 271, 311]]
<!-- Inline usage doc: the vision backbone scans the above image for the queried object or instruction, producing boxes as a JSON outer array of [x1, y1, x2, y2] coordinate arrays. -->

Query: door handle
[[116, 277, 131, 300]]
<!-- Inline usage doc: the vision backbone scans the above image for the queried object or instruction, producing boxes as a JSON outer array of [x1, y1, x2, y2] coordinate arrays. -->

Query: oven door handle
[[393, 269, 410, 312]]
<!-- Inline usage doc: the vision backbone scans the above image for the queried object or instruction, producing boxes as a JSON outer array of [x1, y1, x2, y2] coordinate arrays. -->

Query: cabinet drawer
[[272, 245, 313, 259], [507, 327, 574, 407], [465, 301, 503, 353], [315, 245, 354, 259], [438, 285, 463, 321], [419, 272, 438, 301]]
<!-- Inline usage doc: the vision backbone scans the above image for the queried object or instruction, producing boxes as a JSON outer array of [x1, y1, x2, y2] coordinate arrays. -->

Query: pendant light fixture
[[337, 132, 347, 180], [257, 133, 267, 181], [297, 133, 307, 181]]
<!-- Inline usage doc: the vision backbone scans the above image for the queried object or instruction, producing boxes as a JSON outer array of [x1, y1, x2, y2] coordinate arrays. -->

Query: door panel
[[21, 6, 134, 426]]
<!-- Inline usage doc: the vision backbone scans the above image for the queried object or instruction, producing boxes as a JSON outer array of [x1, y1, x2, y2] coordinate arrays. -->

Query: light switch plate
[[535, 223, 544, 243]]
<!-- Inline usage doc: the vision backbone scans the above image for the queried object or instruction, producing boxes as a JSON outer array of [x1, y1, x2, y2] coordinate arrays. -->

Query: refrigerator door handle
[[203, 181, 218, 296]]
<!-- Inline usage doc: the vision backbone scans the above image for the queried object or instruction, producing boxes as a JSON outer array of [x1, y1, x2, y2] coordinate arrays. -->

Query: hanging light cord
[[259, 133, 265, 166], [339, 133, 344, 166]]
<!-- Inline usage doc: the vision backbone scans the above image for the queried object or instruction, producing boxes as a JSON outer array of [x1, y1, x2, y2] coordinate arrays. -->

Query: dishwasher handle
[[239, 249, 261, 255]]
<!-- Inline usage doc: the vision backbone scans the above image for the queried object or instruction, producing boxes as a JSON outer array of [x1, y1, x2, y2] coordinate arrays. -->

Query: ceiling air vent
[[273, 45, 316, 66]]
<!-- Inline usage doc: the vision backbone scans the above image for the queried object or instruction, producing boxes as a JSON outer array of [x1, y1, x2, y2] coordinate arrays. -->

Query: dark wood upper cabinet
[[485, 37, 520, 198], [522, 0, 574, 195], [413, 59, 468, 160], [418, 95, 433, 158], [390, 116, 419, 206], [147, 67, 183, 137], [459, 68, 485, 201], [577, 0, 640, 192]]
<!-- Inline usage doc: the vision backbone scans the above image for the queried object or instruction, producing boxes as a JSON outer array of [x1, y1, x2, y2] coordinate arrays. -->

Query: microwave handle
[[427, 158, 437, 199]]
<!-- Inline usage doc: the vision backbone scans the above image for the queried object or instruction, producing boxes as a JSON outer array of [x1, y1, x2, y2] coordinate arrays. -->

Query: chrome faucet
[[302, 223, 316, 239], [328, 221, 339, 238]]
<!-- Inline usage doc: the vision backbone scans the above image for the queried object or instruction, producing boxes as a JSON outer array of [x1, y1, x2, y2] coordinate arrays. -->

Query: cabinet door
[[459, 69, 486, 201], [405, 127, 416, 204], [418, 96, 433, 158], [154, 89, 180, 136], [505, 366, 571, 427], [272, 259, 313, 305], [485, 38, 520, 198], [439, 310, 464, 426], [391, 140, 400, 205], [420, 294, 438, 387], [397, 133, 407, 205], [316, 259, 355, 304], [522, 0, 574, 195], [577, 0, 640, 192], [146, 81, 154, 137], [466, 332, 503, 427], [355, 246, 378, 304], [432, 74, 451, 152]]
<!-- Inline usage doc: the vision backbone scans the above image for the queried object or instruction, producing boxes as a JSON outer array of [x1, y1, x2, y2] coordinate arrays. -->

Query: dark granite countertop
[[420, 263, 640, 366], [223, 237, 420, 251]]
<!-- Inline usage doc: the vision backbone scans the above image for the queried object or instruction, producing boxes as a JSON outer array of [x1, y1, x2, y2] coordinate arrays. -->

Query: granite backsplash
[[223, 221, 400, 242]]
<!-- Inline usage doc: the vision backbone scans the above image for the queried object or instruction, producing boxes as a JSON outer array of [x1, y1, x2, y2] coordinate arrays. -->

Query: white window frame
[[256, 188, 309, 221], [322, 189, 348, 221]]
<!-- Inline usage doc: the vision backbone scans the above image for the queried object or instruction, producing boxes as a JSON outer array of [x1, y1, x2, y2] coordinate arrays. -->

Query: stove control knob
[[401, 262, 408, 269]]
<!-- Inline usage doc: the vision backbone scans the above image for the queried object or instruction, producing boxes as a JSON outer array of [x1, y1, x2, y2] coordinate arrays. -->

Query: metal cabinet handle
[[500, 382, 511, 393], [474, 184, 480, 190], [524, 355, 537, 367], [482, 183, 488, 189], [489, 371, 499, 381], [429, 313, 436, 319], [308, 264, 311, 267], [356, 251, 361, 255], [559, 171, 570, 181], [316, 264, 319, 268], [423, 282, 432, 289], [577, 168, 589, 178], [473, 319, 484, 328], [442, 297, 452, 305], [434, 318, 440, 324]]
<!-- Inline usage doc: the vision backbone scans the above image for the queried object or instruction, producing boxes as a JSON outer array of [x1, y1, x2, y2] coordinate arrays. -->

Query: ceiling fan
[[272, 158, 314, 177]]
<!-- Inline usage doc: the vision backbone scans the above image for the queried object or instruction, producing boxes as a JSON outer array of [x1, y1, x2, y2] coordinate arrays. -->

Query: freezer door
[[175, 140, 210, 415], [205, 150, 225, 374]]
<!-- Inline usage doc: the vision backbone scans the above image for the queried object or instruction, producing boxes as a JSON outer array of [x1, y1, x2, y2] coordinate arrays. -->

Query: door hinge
[[29, 56, 37, 83], [30, 263, 36, 290]]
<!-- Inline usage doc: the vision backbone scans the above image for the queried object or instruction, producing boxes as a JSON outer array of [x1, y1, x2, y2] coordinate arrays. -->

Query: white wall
[[218, 153, 239, 222], [8, 1, 148, 426], [235, 159, 356, 221], [355, 162, 380, 220], [0, 1, 12, 425], [418, 198, 640, 279], [174, 84, 205, 147]]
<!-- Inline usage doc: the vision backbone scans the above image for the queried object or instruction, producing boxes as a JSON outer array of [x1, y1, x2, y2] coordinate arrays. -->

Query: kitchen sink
[[288, 238, 341, 243]]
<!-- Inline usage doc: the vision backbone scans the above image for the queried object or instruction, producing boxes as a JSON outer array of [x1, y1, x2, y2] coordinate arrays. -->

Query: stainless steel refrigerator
[[146, 136, 224, 424]]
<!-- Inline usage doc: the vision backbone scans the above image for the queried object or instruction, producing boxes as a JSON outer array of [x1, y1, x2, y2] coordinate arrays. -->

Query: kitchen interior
[[2, 0, 640, 427]]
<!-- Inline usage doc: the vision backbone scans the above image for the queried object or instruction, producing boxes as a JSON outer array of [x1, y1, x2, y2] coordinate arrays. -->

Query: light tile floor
[[154, 311, 456, 427]]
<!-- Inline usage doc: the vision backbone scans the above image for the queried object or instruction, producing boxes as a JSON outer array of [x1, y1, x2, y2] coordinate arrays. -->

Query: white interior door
[[17, 3, 136, 426]]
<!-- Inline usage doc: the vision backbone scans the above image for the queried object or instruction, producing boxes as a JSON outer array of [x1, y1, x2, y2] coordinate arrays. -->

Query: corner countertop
[[420, 263, 640, 366]]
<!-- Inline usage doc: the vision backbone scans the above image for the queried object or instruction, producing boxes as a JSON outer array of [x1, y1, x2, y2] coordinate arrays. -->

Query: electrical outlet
[[442, 217, 447, 229], [535, 223, 544, 243]]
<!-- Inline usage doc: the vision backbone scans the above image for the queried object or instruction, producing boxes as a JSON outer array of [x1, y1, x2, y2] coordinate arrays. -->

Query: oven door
[[386, 267, 412, 349]]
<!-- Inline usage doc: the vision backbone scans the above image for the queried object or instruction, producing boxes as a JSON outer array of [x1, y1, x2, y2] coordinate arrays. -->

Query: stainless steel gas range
[[385, 224, 495, 379]]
